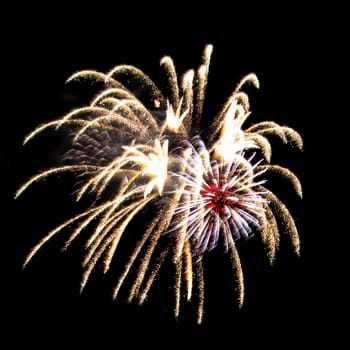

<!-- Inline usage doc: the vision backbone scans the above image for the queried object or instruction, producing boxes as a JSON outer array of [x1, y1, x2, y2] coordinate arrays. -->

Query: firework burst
[[16, 44, 302, 324]]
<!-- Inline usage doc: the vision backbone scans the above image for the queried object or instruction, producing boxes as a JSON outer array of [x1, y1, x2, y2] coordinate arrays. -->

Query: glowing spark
[[164, 99, 188, 133], [213, 99, 257, 161], [17, 44, 302, 324]]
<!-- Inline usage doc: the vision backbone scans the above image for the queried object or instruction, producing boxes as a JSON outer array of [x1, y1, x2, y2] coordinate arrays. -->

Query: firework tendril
[[16, 44, 302, 324]]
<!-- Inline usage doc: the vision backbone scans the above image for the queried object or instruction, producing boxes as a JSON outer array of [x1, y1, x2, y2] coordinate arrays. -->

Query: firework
[[16, 44, 302, 324]]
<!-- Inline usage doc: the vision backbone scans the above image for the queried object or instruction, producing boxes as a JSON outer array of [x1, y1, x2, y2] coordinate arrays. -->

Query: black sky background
[[3, 5, 336, 348]]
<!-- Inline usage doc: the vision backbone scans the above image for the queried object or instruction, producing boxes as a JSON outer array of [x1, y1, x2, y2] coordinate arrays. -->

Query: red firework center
[[202, 181, 239, 220]]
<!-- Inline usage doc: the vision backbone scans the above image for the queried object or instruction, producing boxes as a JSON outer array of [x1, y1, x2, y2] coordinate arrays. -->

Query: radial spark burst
[[16, 44, 303, 324]]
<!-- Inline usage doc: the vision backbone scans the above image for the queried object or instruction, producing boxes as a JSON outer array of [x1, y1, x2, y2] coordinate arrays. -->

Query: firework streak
[[16, 44, 303, 323]]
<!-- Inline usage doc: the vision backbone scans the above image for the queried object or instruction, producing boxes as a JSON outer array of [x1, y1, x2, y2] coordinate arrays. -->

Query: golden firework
[[16, 44, 302, 324]]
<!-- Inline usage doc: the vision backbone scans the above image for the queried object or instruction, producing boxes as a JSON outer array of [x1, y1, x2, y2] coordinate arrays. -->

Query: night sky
[[3, 5, 332, 348]]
